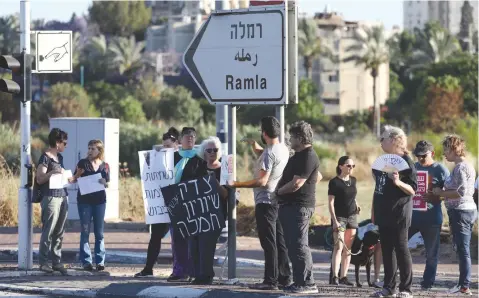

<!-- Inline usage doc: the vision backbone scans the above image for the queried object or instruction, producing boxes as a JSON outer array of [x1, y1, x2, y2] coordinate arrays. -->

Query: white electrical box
[[49, 118, 120, 220]]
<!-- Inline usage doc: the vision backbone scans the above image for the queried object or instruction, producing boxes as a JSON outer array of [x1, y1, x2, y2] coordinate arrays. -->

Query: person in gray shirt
[[231, 116, 291, 290]]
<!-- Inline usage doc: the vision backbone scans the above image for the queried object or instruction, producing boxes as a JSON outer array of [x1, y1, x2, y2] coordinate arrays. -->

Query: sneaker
[[396, 292, 413, 298], [167, 275, 190, 282], [332, 276, 339, 286], [52, 264, 68, 276], [278, 280, 293, 290], [373, 280, 384, 288], [448, 285, 472, 295], [370, 288, 396, 297], [39, 264, 54, 273], [283, 283, 318, 294], [134, 270, 153, 278], [83, 264, 93, 271], [248, 282, 278, 291], [96, 265, 105, 272], [340, 277, 354, 286]]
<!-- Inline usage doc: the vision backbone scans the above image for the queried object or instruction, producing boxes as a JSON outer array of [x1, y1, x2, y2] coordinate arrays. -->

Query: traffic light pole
[[18, 0, 33, 270]]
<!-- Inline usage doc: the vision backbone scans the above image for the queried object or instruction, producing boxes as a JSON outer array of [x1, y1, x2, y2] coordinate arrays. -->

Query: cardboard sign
[[220, 154, 234, 185], [162, 174, 226, 239], [138, 149, 175, 224], [413, 170, 428, 211]]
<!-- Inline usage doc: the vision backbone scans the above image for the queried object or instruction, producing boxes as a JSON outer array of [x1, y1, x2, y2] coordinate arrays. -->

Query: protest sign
[[413, 170, 428, 211], [220, 154, 234, 185], [162, 174, 226, 239], [138, 149, 175, 224]]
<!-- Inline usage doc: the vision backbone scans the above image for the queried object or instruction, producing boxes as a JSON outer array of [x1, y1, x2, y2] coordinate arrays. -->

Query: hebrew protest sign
[[138, 149, 175, 224], [413, 170, 428, 211], [162, 174, 226, 239], [220, 154, 234, 185]]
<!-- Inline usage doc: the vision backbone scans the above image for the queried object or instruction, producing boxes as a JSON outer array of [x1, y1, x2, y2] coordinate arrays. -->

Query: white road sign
[[35, 31, 73, 73], [183, 6, 287, 105]]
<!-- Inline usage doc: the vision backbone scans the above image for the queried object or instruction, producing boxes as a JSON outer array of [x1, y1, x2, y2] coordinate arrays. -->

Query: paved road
[[0, 291, 49, 297]]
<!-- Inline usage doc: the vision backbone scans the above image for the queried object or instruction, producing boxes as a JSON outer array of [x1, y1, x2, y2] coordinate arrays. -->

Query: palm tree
[[343, 25, 389, 138], [298, 18, 334, 79], [409, 27, 461, 70], [109, 35, 145, 76]]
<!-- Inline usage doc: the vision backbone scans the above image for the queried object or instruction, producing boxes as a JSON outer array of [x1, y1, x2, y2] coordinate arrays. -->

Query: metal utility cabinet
[[49, 118, 120, 220]]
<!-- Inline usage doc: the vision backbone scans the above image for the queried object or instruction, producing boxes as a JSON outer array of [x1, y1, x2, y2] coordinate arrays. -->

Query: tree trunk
[[371, 68, 379, 138], [304, 56, 313, 80]]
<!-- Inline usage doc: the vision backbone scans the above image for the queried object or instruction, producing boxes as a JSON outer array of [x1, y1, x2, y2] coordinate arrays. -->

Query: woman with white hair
[[371, 125, 417, 298], [188, 136, 228, 284]]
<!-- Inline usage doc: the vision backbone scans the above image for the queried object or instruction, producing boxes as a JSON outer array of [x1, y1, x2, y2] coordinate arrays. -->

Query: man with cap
[[410, 140, 450, 290]]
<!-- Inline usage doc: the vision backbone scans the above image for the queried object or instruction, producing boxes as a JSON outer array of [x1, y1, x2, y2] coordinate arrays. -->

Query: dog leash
[[334, 230, 364, 256]]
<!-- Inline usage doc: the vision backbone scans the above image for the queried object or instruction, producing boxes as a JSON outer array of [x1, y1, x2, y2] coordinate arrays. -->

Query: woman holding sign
[[370, 126, 417, 298], [135, 127, 180, 278], [36, 128, 69, 275], [69, 140, 109, 272]]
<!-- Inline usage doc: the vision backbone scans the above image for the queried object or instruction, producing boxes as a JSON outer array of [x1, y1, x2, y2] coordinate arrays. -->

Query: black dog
[[329, 229, 380, 287]]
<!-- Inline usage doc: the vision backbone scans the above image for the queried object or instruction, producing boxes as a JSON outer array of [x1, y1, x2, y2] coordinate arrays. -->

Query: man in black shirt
[[276, 121, 321, 294]]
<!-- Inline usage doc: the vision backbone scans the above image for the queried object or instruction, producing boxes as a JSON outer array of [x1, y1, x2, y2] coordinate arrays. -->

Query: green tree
[[427, 52, 478, 115], [88, 1, 151, 37], [87, 81, 131, 117], [344, 25, 389, 138], [118, 96, 147, 124], [158, 86, 203, 124], [459, 0, 475, 40], [287, 79, 327, 129], [36, 83, 95, 124], [298, 18, 334, 79], [410, 22, 461, 69], [0, 14, 19, 54], [387, 30, 416, 84], [80, 34, 112, 82]]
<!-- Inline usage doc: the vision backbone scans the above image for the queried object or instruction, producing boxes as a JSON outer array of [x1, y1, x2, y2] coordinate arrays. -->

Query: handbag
[[31, 177, 44, 203]]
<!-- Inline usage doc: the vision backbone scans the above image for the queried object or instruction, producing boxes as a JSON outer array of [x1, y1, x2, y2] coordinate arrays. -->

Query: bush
[[158, 86, 203, 124], [118, 96, 147, 124]]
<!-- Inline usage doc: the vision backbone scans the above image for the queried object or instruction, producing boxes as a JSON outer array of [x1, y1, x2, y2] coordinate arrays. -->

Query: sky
[[2, 0, 403, 30]]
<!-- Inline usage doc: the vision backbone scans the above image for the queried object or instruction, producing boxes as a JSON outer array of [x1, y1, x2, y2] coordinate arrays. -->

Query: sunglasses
[[205, 148, 219, 154], [416, 154, 427, 159], [344, 164, 355, 168]]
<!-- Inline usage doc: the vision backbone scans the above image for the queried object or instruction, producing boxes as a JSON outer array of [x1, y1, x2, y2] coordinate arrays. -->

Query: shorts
[[336, 214, 358, 229]]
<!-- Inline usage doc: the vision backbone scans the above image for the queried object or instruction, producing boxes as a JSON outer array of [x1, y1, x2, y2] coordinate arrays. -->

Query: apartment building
[[299, 11, 389, 116], [403, 0, 478, 34]]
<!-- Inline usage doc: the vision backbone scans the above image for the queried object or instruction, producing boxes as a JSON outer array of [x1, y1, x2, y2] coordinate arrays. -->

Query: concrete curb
[[0, 283, 97, 297], [0, 269, 93, 278], [2, 249, 475, 280]]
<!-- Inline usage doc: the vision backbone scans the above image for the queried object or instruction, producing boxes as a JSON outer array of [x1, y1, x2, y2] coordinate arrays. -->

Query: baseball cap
[[413, 140, 434, 156]]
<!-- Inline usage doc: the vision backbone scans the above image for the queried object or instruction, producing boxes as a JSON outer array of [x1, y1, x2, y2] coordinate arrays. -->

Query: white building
[[403, 0, 478, 34]]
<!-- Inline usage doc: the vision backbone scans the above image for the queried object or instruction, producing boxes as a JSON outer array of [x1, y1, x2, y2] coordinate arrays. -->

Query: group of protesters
[[35, 118, 478, 296]]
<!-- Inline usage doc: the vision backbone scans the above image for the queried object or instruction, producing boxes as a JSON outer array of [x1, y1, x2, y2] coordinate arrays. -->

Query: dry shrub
[[119, 177, 144, 222], [0, 157, 41, 227], [236, 202, 256, 236]]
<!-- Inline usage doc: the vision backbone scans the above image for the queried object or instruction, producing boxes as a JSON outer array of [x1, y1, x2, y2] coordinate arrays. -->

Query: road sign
[[35, 31, 72, 73], [183, 6, 287, 105]]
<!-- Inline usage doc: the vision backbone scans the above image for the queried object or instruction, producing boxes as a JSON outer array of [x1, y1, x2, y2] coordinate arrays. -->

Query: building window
[[323, 98, 340, 105], [329, 74, 338, 82]]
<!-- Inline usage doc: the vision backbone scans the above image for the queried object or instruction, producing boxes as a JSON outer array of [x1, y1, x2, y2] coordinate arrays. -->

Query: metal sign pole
[[18, 0, 33, 270], [275, 105, 285, 143], [227, 105, 237, 280]]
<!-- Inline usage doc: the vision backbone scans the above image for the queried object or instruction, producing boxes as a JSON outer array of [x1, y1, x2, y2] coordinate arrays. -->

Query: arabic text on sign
[[230, 22, 263, 39]]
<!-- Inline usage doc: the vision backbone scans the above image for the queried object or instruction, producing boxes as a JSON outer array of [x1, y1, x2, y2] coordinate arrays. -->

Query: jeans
[[255, 203, 291, 286], [379, 225, 413, 293], [447, 208, 477, 288], [39, 196, 68, 266], [408, 224, 441, 287], [189, 229, 221, 281], [78, 203, 106, 266], [279, 205, 315, 286], [144, 223, 169, 272]]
